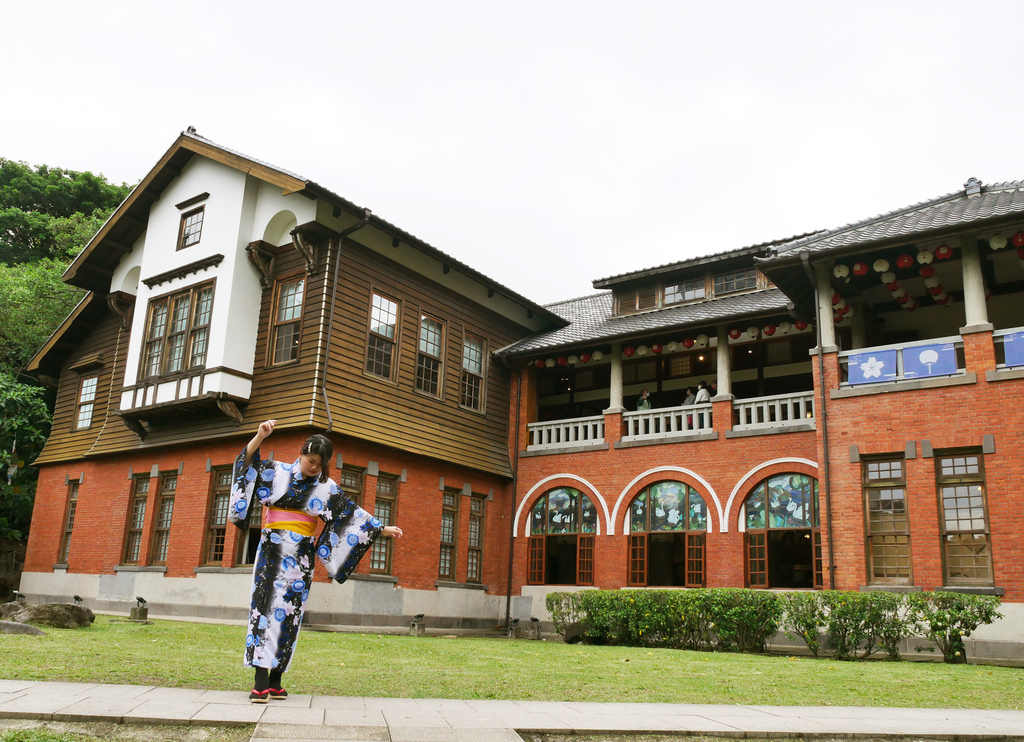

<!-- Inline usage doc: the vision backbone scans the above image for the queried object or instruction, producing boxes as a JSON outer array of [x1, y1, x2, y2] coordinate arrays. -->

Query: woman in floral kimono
[[229, 419, 403, 703]]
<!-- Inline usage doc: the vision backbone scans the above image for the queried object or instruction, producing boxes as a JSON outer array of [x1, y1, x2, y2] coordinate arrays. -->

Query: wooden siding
[[322, 237, 522, 477]]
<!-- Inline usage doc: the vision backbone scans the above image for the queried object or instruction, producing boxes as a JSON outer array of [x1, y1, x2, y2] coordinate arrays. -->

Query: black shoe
[[249, 688, 269, 704], [268, 687, 288, 700]]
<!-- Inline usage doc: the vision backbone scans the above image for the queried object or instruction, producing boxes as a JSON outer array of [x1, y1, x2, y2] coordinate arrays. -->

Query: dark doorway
[[545, 535, 578, 584], [767, 530, 814, 588]]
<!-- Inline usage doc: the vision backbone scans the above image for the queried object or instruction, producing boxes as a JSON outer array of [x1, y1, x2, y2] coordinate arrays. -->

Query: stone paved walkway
[[1, 679, 1023, 741]]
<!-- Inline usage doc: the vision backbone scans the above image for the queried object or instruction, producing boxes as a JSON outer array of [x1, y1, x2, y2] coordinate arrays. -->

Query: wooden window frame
[[460, 332, 486, 412], [663, 277, 707, 306], [58, 479, 80, 565], [268, 275, 305, 366], [370, 475, 398, 574], [626, 482, 707, 588], [74, 374, 99, 431], [713, 268, 758, 296], [525, 488, 597, 586], [203, 467, 233, 565], [365, 290, 400, 381], [439, 489, 459, 581], [177, 206, 205, 250], [936, 450, 993, 586], [338, 466, 365, 506], [415, 314, 445, 397], [743, 473, 822, 589], [863, 457, 912, 584], [122, 475, 151, 565], [467, 496, 484, 583], [149, 472, 177, 566], [139, 281, 216, 380]]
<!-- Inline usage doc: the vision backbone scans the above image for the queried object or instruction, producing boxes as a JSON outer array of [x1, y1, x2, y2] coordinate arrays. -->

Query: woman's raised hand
[[257, 420, 277, 439]]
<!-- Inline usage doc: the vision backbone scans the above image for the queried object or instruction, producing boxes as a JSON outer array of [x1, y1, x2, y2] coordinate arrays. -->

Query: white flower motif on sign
[[859, 356, 886, 379]]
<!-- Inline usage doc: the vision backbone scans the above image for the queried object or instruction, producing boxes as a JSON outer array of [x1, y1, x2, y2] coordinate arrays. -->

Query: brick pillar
[[962, 327, 996, 375]]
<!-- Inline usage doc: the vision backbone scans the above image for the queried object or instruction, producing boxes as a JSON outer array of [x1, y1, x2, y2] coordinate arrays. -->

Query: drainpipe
[[504, 369, 523, 633], [800, 250, 836, 588], [321, 209, 371, 428]]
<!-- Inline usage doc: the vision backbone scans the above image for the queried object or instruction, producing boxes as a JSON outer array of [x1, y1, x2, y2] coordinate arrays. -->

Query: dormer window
[[141, 281, 215, 378], [178, 206, 205, 250], [713, 268, 757, 295], [664, 278, 707, 305]]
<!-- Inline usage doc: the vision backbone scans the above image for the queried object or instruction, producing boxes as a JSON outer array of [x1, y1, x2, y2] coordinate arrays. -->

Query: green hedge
[[546, 588, 1002, 663]]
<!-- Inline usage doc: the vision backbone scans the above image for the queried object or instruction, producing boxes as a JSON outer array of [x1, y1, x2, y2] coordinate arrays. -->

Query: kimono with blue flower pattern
[[228, 446, 383, 671]]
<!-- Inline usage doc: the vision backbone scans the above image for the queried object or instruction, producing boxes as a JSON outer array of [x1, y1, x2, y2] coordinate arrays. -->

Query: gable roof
[[64, 128, 565, 328], [762, 178, 1024, 263], [497, 287, 791, 357]]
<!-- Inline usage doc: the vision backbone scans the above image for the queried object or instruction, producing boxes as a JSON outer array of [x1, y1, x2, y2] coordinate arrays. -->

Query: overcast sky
[[5, 1, 1023, 305]]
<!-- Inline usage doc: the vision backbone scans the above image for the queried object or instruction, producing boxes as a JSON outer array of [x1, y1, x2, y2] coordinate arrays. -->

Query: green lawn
[[0, 616, 1021, 708]]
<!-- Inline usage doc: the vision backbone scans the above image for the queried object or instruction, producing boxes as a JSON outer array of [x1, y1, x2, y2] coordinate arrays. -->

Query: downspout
[[321, 209, 371, 429], [800, 250, 837, 588], [504, 368, 523, 633]]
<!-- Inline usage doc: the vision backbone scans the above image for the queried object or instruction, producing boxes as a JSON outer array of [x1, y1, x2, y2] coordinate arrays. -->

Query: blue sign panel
[[847, 349, 898, 385], [903, 342, 957, 378], [1004, 331, 1024, 368]]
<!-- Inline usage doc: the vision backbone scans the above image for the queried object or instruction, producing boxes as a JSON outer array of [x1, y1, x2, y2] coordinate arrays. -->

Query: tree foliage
[[0, 158, 131, 263], [0, 372, 51, 540]]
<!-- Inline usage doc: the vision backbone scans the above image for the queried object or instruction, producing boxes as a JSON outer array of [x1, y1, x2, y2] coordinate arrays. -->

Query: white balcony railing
[[622, 403, 713, 442], [838, 335, 966, 386], [528, 415, 605, 451], [732, 391, 815, 431]]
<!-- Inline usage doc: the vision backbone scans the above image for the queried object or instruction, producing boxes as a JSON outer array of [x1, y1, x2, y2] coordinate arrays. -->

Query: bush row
[[545, 588, 1002, 663]]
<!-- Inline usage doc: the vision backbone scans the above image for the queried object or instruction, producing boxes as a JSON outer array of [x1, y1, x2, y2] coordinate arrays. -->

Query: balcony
[[835, 335, 971, 399], [732, 391, 814, 432], [527, 415, 605, 452], [622, 403, 713, 442]]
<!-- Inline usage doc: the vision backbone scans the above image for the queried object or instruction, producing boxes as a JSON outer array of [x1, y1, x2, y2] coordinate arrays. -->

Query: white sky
[[5, 1, 1023, 305]]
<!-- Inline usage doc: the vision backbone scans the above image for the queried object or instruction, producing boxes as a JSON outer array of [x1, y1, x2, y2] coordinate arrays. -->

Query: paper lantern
[[896, 254, 914, 269], [580, 353, 591, 363], [666, 342, 678, 353], [935, 244, 953, 260], [891, 287, 907, 299], [651, 344, 662, 354], [919, 265, 935, 278], [557, 356, 568, 366], [1013, 231, 1024, 247], [544, 358, 555, 368], [885, 281, 900, 291], [833, 264, 850, 279], [683, 337, 695, 348], [916, 250, 934, 265], [592, 351, 603, 361], [937, 296, 951, 306], [567, 355, 578, 365], [896, 293, 911, 304], [906, 300, 919, 311], [924, 276, 940, 289], [838, 304, 850, 316], [881, 271, 896, 284], [873, 259, 890, 273], [533, 359, 544, 368], [763, 324, 776, 336], [928, 285, 943, 296], [831, 292, 842, 305], [623, 346, 635, 357], [695, 334, 709, 347], [729, 328, 742, 339], [747, 326, 759, 338], [778, 321, 792, 335], [636, 345, 648, 356], [794, 320, 809, 331], [852, 262, 869, 276], [989, 234, 1008, 250]]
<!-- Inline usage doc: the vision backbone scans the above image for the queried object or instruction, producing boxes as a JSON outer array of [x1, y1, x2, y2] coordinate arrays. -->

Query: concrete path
[[1, 679, 1023, 741]]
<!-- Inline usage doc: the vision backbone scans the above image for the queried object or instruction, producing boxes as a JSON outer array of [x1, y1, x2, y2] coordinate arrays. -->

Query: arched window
[[743, 473, 821, 588], [627, 481, 707, 587], [527, 487, 597, 585]]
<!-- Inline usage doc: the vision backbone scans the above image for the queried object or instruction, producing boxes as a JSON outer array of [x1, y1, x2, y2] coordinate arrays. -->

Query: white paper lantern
[[592, 350, 603, 361], [778, 321, 792, 335], [924, 276, 940, 289], [567, 355, 578, 366], [747, 326, 759, 338], [917, 249, 934, 264], [636, 345, 648, 356], [873, 259, 890, 273], [544, 358, 555, 368], [695, 333, 709, 347], [666, 341, 678, 353], [990, 234, 1008, 250], [833, 264, 850, 279], [891, 287, 907, 299], [880, 271, 896, 284]]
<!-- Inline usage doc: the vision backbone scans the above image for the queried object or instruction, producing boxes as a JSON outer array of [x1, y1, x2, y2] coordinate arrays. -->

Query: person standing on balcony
[[683, 388, 696, 406], [636, 389, 652, 410], [229, 420, 404, 703], [694, 381, 711, 404]]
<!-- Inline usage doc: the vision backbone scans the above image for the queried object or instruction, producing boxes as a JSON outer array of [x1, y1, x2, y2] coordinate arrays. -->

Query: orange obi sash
[[265, 506, 317, 537]]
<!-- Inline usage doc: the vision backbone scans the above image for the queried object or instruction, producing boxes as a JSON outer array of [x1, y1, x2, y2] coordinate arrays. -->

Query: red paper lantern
[[906, 301, 919, 311], [896, 254, 914, 269], [885, 281, 900, 291], [794, 320, 808, 330], [651, 344, 662, 354], [838, 304, 850, 315], [534, 359, 545, 368], [1013, 231, 1024, 247], [557, 356, 567, 365], [919, 265, 935, 278], [683, 337, 695, 348], [763, 324, 776, 336], [928, 285, 943, 295], [728, 328, 742, 339], [935, 244, 953, 260], [896, 293, 911, 304], [831, 292, 841, 305], [623, 346, 635, 357], [580, 353, 591, 364], [852, 262, 869, 276], [938, 296, 951, 306]]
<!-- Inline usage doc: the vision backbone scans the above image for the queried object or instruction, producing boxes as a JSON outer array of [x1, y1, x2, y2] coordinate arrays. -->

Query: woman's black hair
[[300, 434, 333, 483]]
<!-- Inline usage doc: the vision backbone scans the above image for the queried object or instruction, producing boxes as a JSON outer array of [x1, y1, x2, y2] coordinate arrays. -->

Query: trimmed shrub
[[782, 591, 825, 657], [908, 592, 1003, 664]]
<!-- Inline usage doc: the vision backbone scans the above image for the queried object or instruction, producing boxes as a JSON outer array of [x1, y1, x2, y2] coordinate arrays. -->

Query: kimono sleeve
[[314, 490, 384, 584], [227, 446, 273, 530]]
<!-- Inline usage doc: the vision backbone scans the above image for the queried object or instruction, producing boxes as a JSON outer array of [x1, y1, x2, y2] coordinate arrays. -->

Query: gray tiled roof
[[497, 288, 791, 356], [765, 179, 1024, 259]]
